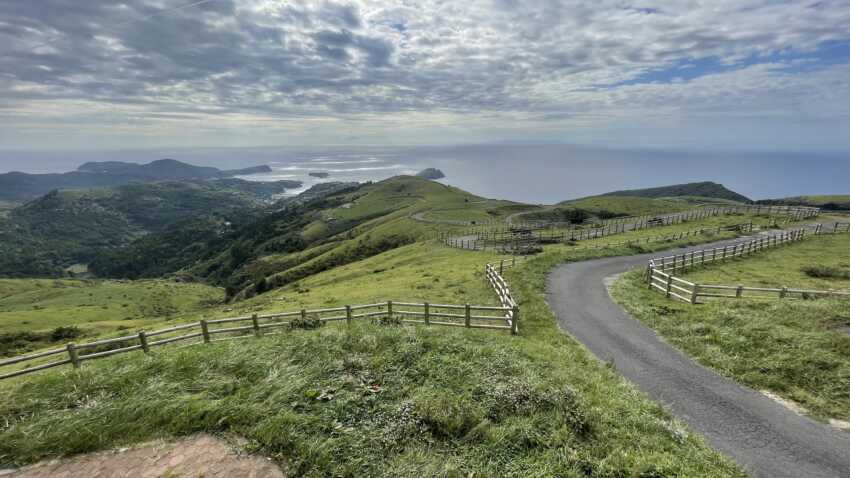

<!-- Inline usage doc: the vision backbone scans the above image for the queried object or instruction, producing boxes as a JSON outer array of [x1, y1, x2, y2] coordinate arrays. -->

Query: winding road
[[546, 234, 850, 478]]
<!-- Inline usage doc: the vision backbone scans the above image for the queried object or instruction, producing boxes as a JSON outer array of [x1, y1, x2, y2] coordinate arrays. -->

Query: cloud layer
[[1, 0, 850, 149]]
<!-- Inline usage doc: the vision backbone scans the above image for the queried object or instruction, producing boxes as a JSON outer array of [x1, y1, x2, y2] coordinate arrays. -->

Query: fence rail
[[648, 228, 807, 275], [1, 300, 517, 381], [646, 224, 850, 304], [484, 256, 526, 334], [441, 204, 819, 253]]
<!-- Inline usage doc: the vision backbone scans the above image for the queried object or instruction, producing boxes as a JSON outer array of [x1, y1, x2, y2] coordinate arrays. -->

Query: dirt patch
[[1, 434, 284, 478], [761, 390, 808, 416], [603, 273, 624, 292]]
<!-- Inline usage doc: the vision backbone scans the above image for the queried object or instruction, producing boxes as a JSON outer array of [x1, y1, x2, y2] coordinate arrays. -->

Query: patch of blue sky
[[604, 39, 850, 88]]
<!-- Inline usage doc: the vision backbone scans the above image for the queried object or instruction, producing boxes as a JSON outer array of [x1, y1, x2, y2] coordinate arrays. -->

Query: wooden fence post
[[780, 287, 787, 299], [424, 302, 430, 326], [690, 284, 699, 305], [66, 342, 80, 369], [200, 320, 211, 343], [387, 300, 393, 321], [736, 285, 743, 298], [665, 276, 673, 298], [511, 306, 519, 335], [465, 304, 471, 328], [139, 331, 150, 354], [252, 314, 261, 336], [345, 305, 352, 325]]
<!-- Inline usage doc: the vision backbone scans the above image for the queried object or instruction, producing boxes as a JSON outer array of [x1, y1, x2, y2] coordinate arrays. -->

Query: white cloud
[[0, 0, 849, 149]]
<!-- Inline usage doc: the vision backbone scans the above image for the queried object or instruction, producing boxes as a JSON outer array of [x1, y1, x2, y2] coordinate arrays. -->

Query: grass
[[0, 218, 754, 476], [679, 233, 850, 292], [611, 233, 850, 423], [560, 196, 696, 216], [0, 279, 222, 356]]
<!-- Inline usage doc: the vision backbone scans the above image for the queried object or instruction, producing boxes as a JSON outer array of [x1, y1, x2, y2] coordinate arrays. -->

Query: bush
[[50, 326, 82, 342], [289, 313, 324, 330], [802, 265, 850, 279]]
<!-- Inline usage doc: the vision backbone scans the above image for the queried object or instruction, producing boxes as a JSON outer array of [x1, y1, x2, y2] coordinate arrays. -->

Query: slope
[[591, 181, 751, 203]]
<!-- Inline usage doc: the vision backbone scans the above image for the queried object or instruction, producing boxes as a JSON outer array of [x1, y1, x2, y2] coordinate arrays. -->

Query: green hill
[[589, 181, 751, 203], [757, 195, 850, 211], [92, 176, 515, 299], [0, 180, 298, 278]]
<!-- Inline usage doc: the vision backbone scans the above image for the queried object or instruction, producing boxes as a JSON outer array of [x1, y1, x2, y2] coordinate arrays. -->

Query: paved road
[[546, 234, 850, 478]]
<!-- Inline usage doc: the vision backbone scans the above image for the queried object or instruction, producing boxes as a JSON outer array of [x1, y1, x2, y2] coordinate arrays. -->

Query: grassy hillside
[[758, 195, 850, 211], [516, 195, 747, 224], [613, 233, 850, 423], [98, 176, 522, 299], [593, 181, 751, 203], [0, 180, 303, 278], [0, 223, 751, 476], [0, 278, 221, 357]]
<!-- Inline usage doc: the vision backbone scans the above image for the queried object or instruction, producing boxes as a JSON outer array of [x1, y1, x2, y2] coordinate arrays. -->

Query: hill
[[0, 159, 287, 201], [0, 179, 299, 278], [589, 181, 751, 203], [757, 195, 850, 211], [91, 176, 502, 298]]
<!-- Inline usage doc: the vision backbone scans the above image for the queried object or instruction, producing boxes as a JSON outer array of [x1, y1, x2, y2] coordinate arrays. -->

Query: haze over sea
[[1, 144, 847, 204]]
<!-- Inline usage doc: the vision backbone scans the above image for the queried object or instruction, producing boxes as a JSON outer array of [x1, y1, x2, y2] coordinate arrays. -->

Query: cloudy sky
[[1, 0, 849, 151]]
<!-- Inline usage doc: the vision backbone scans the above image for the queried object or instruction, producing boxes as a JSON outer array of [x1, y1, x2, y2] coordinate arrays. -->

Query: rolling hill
[[0, 159, 290, 201], [757, 195, 850, 211], [591, 181, 751, 203], [0, 179, 300, 278], [92, 176, 512, 299]]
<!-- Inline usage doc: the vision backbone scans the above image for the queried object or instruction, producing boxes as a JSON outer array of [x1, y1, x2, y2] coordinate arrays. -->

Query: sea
[[0, 144, 848, 204]]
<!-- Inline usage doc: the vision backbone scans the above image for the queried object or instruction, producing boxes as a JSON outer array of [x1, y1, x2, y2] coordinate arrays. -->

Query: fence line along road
[[456, 204, 819, 238], [441, 204, 819, 253], [0, 300, 519, 381], [646, 224, 850, 304], [444, 221, 755, 253]]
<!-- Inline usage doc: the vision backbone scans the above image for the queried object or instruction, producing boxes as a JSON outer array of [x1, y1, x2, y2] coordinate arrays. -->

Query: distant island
[[416, 168, 445, 180], [0, 159, 289, 201], [309, 172, 330, 179]]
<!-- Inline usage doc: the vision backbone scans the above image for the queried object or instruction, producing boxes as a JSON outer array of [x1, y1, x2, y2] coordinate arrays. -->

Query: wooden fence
[[452, 204, 819, 239], [831, 222, 850, 233], [443, 222, 755, 252], [0, 301, 518, 381], [646, 226, 850, 304], [484, 257, 525, 334], [441, 204, 818, 253], [648, 228, 807, 276]]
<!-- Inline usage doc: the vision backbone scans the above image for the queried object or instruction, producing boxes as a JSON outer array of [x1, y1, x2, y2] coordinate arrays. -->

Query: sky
[[1, 0, 850, 152]]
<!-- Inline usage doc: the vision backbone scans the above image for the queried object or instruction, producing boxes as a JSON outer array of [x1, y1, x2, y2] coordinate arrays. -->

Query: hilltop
[[590, 181, 751, 203], [516, 182, 750, 224], [0, 159, 288, 201]]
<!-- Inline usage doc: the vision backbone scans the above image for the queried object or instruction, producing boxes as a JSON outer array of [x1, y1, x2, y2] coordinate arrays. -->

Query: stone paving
[[1, 434, 284, 478]]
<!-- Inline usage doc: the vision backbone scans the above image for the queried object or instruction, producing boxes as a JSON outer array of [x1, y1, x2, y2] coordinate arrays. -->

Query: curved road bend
[[546, 235, 850, 478]]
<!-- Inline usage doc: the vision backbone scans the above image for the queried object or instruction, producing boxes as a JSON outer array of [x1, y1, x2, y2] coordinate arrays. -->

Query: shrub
[[50, 326, 82, 342], [802, 265, 850, 279], [289, 313, 324, 330]]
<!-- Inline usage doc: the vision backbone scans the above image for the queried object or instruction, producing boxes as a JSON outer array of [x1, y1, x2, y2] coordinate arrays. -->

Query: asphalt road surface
[[546, 235, 850, 478]]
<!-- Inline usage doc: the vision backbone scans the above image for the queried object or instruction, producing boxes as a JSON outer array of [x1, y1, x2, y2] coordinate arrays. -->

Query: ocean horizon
[[1, 144, 847, 204]]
